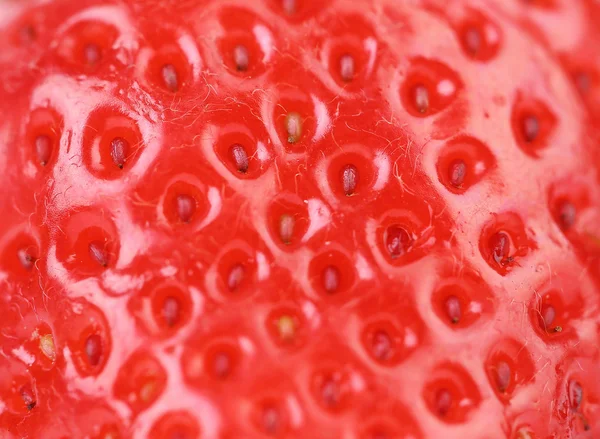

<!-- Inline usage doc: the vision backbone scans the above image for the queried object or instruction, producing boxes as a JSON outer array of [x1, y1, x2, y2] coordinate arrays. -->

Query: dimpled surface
[[0, 0, 600, 438]]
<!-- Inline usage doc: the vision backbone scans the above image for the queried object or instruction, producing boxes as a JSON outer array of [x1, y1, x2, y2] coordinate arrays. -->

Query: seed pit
[[229, 143, 249, 173], [85, 333, 103, 366]]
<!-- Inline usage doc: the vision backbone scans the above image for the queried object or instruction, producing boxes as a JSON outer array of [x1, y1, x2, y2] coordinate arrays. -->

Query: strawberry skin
[[1, 0, 600, 438]]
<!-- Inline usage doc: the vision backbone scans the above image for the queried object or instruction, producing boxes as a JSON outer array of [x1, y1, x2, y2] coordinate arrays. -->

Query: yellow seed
[[277, 315, 296, 341], [39, 334, 56, 362]]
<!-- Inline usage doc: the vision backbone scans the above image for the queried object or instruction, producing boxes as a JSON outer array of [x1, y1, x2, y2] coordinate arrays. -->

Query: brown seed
[[35, 135, 52, 166], [227, 264, 245, 291], [162, 296, 181, 327], [435, 388, 452, 417], [161, 64, 179, 92], [370, 330, 393, 362], [522, 115, 539, 142], [463, 26, 482, 56], [445, 295, 462, 324], [278, 214, 295, 245], [557, 201, 576, 229], [322, 265, 340, 294], [285, 112, 302, 143], [88, 241, 109, 267], [282, 0, 296, 15], [110, 137, 128, 169], [229, 144, 249, 173], [339, 54, 355, 82], [20, 385, 36, 411], [17, 248, 35, 270], [262, 405, 281, 435], [494, 361, 512, 392], [85, 333, 103, 366], [489, 231, 510, 266], [568, 380, 583, 410], [83, 43, 101, 65], [385, 226, 411, 259], [413, 84, 429, 113], [341, 164, 359, 196], [540, 304, 556, 329], [448, 159, 467, 187], [175, 194, 196, 223], [233, 45, 249, 71], [320, 377, 340, 408], [213, 352, 231, 379]]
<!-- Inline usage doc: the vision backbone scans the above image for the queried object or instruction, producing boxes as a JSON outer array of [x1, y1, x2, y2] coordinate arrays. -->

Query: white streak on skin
[[238, 336, 255, 355], [350, 372, 366, 392], [437, 78, 456, 97], [286, 395, 305, 428], [12, 347, 35, 366], [302, 301, 320, 329], [302, 199, 331, 242], [102, 271, 146, 295], [364, 37, 378, 76], [311, 95, 331, 142], [253, 25, 274, 63], [404, 328, 418, 348], [256, 251, 270, 281], [178, 34, 203, 79], [373, 151, 391, 191], [198, 187, 222, 230], [255, 140, 270, 161], [355, 253, 374, 280]]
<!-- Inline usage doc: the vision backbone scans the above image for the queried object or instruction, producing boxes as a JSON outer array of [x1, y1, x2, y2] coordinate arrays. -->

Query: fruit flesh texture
[[0, 0, 600, 438]]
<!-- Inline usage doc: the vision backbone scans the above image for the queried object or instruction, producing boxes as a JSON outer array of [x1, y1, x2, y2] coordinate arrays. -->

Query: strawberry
[[0, 0, 600, 438]]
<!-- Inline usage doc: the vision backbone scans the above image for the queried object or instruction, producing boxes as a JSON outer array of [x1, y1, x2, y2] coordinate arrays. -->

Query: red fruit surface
[[0, 0, 599, 438]]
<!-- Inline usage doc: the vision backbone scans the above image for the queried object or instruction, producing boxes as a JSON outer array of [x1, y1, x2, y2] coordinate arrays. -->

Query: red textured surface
[[0, 0, 599, 438]]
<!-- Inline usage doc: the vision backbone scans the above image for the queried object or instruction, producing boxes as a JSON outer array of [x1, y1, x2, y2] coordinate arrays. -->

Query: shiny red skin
[[0, 0, 600, 438]]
